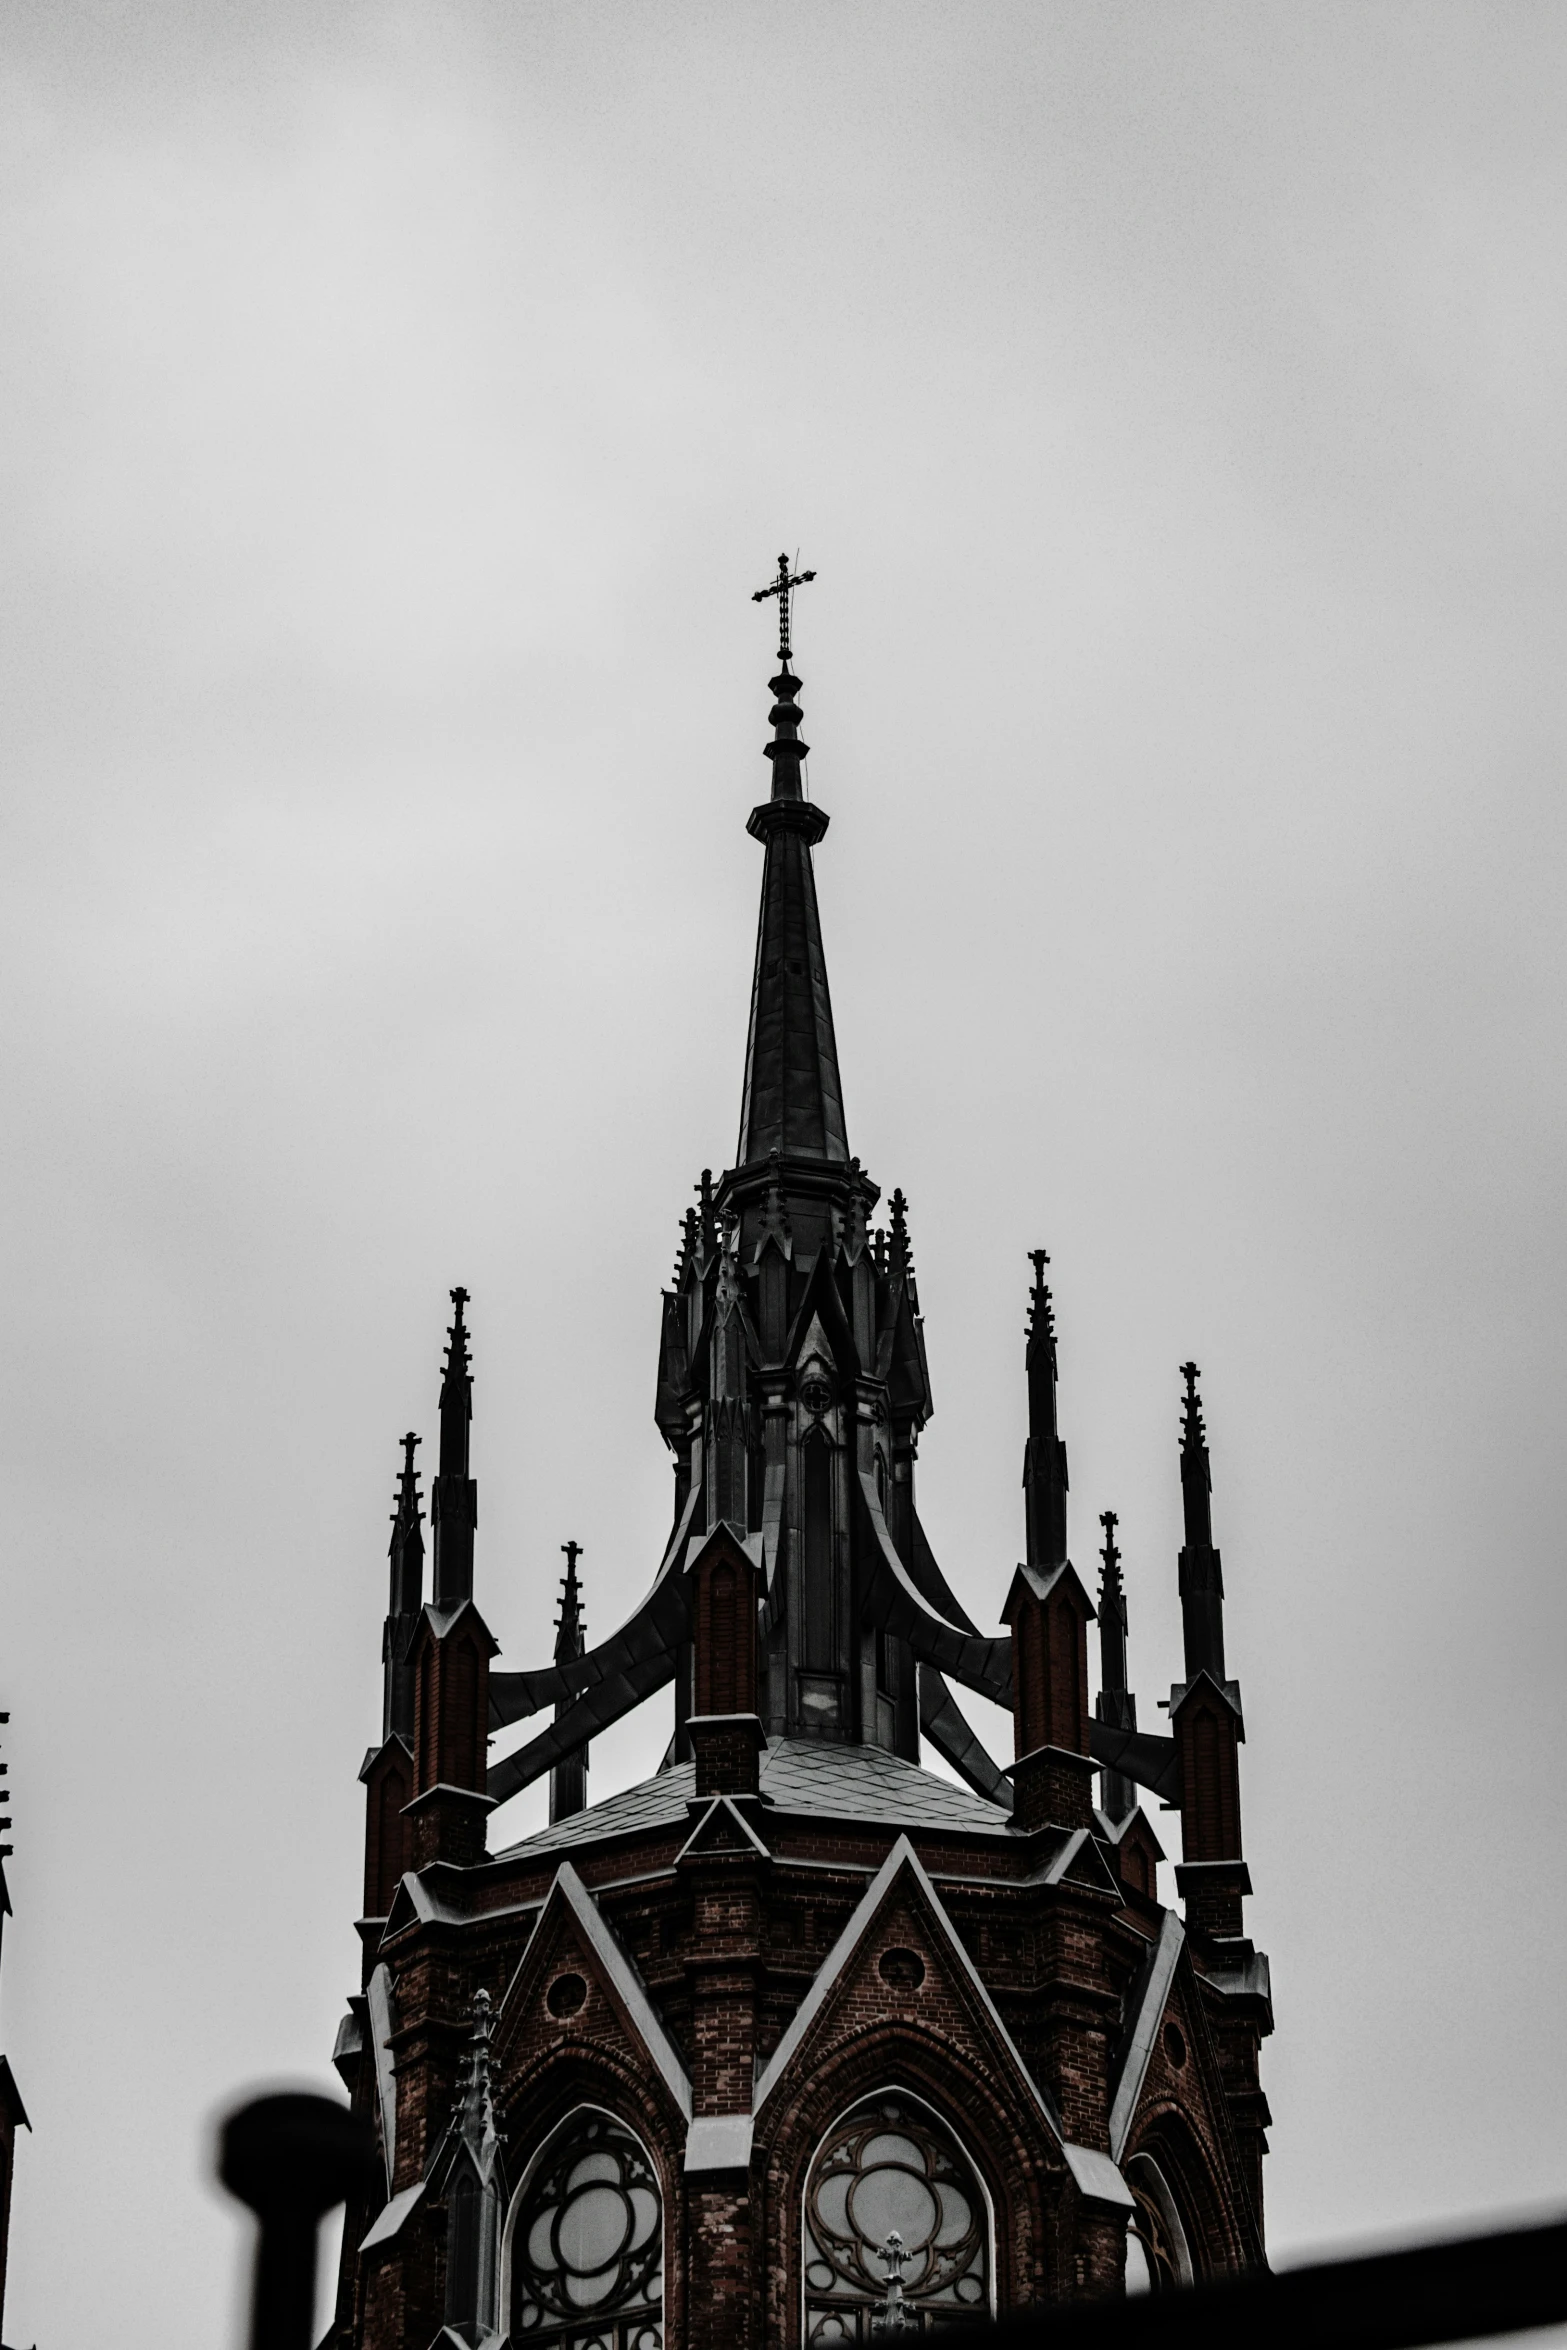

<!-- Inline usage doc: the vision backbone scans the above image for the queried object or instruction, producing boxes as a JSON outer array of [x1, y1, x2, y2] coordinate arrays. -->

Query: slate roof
[[492, 1736, 1015, 1863]]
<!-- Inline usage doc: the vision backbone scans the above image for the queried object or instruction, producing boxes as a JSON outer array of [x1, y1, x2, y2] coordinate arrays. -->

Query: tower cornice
[[746, 797, 829, 846]]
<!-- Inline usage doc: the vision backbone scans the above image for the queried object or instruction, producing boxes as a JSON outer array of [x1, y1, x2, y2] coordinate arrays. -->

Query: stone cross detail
[[873, 2233, 917, 2336]]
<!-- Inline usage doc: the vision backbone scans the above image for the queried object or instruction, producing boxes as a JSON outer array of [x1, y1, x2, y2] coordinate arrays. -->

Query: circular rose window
[[803, 2096, 987, 2341]]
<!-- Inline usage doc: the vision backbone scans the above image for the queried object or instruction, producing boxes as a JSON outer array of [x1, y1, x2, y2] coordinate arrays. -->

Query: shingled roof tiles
[[491, 1736, 1014, 1863]]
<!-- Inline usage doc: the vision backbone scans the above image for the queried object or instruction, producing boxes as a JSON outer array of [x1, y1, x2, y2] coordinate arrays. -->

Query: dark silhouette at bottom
[[957, 2211, 1567, 2350], [219, 2093, 377, 2350], [213, 2081, 1563, 2350]]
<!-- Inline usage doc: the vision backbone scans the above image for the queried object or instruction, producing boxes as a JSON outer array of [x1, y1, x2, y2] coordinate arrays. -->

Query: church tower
[[328, 563, 1273, 2348]]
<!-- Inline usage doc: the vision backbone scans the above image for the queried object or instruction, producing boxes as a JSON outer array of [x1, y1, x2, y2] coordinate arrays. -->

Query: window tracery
[[803, 2094, 990, 2342], [507, 2110, 663, 2350], [1122, 2153, 1194, 2295]]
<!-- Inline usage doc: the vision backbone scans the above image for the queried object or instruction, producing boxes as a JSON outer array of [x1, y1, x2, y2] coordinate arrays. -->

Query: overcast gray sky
[[2, 4, 1565, 2341]]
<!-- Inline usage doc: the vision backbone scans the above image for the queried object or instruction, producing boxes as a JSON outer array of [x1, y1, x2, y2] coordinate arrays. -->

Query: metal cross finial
[[1029, 1247, 1051, 1287], [561, 1539, 582, 1581], [751, 551, 816, 664]]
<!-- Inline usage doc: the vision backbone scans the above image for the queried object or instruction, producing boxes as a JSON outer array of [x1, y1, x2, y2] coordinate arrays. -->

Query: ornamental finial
[[1180, 1360, 1206, 1454], [1027, 1248, 1056, 1348], [555, 1542, 586, 1669], [1099, 1508, 1122, 1597]]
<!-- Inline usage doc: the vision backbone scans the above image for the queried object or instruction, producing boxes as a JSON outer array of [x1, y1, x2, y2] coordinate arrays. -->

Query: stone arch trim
[[1123, 2102, 1243, 2281], [1122, 2149, 1194, 2289]]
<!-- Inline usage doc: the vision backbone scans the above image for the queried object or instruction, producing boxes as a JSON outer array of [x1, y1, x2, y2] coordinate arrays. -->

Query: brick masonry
[[330, 1781, 1269, 2347]]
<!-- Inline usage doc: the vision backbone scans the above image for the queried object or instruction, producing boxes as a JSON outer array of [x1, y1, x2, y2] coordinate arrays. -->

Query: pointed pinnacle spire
[[1095, 1507, 1137, 1825], [432, 1288, 477, 1609], [888, 1189, 912, 1279], [1179, 1360, 1214, 1551], [549, 1543, 590, 1826], [1176, 1360, 1225, 1682], [1027, 1248, 1057, 1359], [696, 1170, 717, 1257], [438, 1289, 472, 1478], [737, 556, 847, 1169], [1099, 1509, 1123, 1599], [382, 1432, 425, 1743], [388, 1432, 424, 1618], [455, 1985, 497, 2158], [1097, 1510, 1128, 1691], [554, 1542, 586, 1670], [1022, 1248, 1068, 1569]]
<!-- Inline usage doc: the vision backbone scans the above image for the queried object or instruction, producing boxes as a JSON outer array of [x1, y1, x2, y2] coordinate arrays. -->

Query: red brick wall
[[1176, 1696, 1241, 1862], [339, 1795, 1265, 2350]]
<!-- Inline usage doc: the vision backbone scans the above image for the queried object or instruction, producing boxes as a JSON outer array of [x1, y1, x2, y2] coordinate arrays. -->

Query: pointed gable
[[754, 1835, 1053, 2133], [752, 1835, 1133, 2216], [677, 1796, 771, 1866], [493, 1862, 691, 2128]]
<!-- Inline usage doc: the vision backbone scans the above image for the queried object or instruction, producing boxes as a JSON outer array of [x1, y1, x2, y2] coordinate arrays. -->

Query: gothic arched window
[[1122, 2153, 1194, 2295], [506, 2109, 663, 2350], [446, 2165, 502, 2335], [802, 2093, 990, 2342]]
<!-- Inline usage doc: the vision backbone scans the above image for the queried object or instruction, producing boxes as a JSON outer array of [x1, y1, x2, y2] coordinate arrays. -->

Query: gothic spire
[[1097, 1509, 1128, 1693], [1177, 1360, 1226, 1681], [549, 1543, 589, 1825], [382, 1431, 424, 1744], [432, 1288, 477, 1609], [554, 1541, 586, 1671], [736, 557, 849, 1169], [1180, 1359, 1213, 1547], [1095, 1508, 1137, 1824], [1022, 1249, 1069, 1570], [389, 1433, 424, 1619]]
